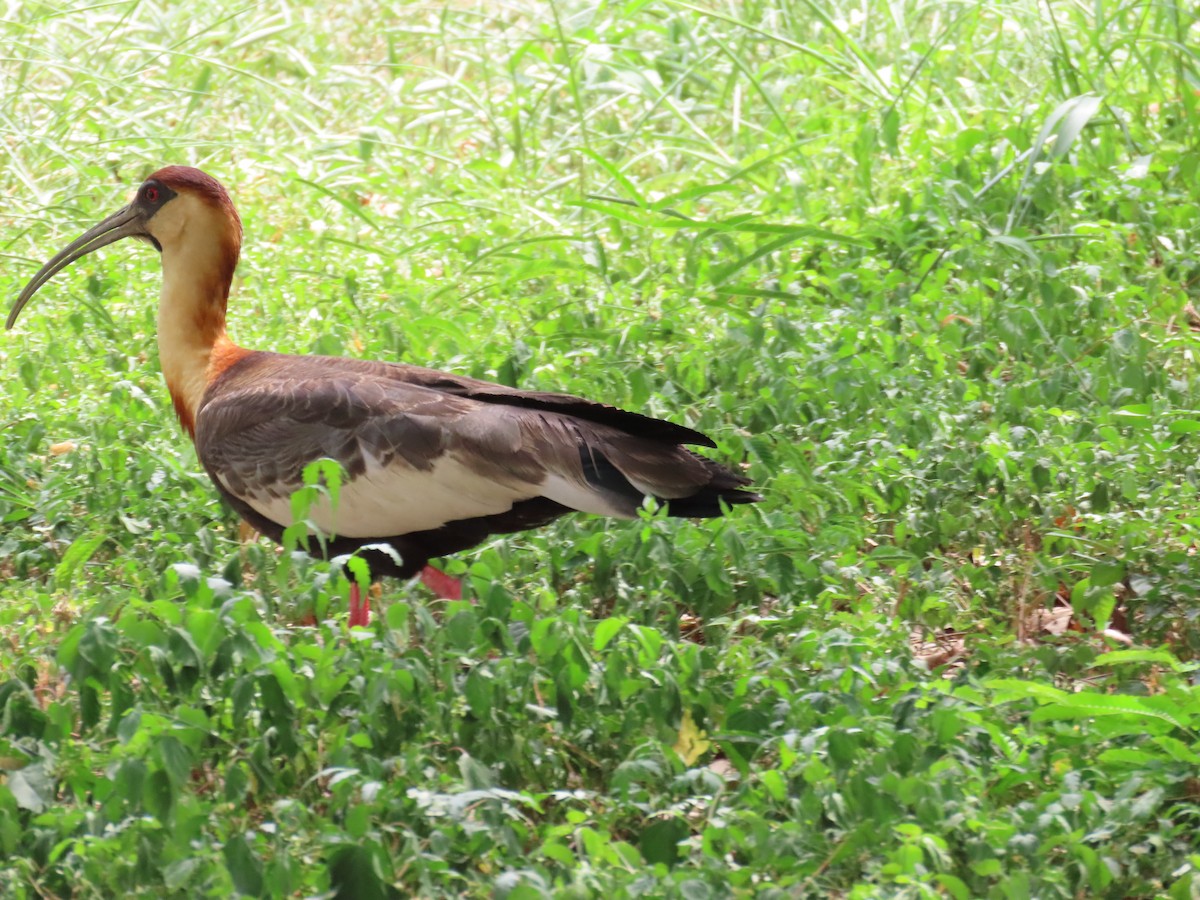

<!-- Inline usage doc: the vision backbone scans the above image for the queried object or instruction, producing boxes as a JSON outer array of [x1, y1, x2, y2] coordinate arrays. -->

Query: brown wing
[[194, 351, 758, 573]]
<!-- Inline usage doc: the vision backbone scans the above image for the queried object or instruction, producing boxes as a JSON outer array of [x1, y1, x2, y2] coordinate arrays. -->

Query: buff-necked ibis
[[7, 167, 760, 625]]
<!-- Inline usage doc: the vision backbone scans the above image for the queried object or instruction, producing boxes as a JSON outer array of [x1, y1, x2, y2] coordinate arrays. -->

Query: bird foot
[[345, 567, 459, 628], [419, 565, 462, 600], [348, 581, 371, 627]]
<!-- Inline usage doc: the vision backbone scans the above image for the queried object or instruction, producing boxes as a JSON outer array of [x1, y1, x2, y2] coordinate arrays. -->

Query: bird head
[[7, 166, 242, 330]]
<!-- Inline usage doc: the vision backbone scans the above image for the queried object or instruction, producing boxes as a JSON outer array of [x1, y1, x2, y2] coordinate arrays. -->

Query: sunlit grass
[[1, 0, 1200, 896]]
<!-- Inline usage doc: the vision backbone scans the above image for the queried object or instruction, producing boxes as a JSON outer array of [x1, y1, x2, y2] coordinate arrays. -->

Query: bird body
[[8, 166, 759, 622]]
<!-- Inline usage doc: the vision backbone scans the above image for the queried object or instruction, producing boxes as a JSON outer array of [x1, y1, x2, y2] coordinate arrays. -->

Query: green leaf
[[972, 859, 1003, 877], [464, 668, 492, 717], [640, 817, 686, 867], [1008, 94, 1104, 231], [459, 753, 496, 789], [577, 148, 647, 209], [989, 234, 1040, 264], [1089, 562, 1124, 588], [445, 610, 477, 649], [1050, 94, 1103, 157], [156, 736, 192, 787], [1152, 735, 1200, 764], [592, 616, 628, 651], [224, 762, 249, 804], [760, 769, 787, 802], [982, 679, 1070, 704], [224, 833, 264, 898], [53, 533, 105, 586], [1029, 692, 1189, 730], [936, 874, 970, 900], [8, 763, 53, 813], [145, 769, 174, 821], [328, 844, 387, 900], [164, 859, 203, 892]]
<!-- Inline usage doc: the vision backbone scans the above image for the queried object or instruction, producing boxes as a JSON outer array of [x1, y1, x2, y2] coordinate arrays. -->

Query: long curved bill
[[6, 205, 148, 330]]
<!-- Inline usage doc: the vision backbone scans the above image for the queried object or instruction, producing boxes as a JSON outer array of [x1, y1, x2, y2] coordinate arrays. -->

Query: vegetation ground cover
[[0, 0, 1198, 896]]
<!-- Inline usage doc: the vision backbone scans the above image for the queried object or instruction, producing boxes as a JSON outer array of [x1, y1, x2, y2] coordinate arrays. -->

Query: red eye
[[145, 186, 159, 203]]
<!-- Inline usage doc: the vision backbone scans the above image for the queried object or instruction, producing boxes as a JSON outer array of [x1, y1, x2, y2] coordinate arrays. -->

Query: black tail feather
[[660, 485, 761, 518], [579, 445, 760, 518]]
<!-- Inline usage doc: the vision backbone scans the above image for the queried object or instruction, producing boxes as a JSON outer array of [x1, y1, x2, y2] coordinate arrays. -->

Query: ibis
[[8, 167, 760, 625]]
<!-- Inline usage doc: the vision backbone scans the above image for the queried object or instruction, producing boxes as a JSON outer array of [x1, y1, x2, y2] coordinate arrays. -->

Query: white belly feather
[[227, 452, 536, 537], [220, 434, 642, 537]]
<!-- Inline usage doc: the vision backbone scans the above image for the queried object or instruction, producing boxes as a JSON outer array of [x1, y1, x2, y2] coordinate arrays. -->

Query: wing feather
[[195, 351, 756, 555]]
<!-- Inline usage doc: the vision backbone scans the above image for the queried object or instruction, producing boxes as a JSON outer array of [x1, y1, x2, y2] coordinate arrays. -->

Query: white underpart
[[540, 473, 635, 518], [235, 454, 527, 537], [227, 450, 633, 537]]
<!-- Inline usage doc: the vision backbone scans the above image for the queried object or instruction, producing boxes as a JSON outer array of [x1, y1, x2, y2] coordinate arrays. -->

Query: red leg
[[419, 565, 462, 600], [348, 581, 371, 627]]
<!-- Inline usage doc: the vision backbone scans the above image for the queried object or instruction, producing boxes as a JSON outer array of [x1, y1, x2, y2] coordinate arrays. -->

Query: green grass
[[2, 0, 1200, 896]]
